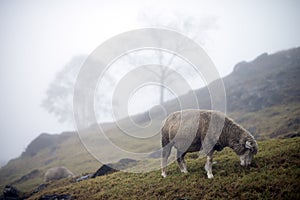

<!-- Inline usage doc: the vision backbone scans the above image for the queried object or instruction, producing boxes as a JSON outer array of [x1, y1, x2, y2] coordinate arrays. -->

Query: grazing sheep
[[44, 166, 74, 182], [161, 109, 258, 179]]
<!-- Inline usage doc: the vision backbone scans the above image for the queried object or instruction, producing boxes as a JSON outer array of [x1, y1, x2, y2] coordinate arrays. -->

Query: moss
[[26, 137, 300, 200]]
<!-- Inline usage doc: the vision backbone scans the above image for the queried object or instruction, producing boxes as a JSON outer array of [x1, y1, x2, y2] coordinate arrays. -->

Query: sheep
[[44, 166, 74, 182], [161, 109, 258, 179]]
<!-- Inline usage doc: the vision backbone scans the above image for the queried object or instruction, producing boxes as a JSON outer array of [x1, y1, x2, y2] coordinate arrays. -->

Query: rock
[[11, 169, 40, 185], [2, 185, 20, 199], [148, 150, 162, 158], [114, 158, 138, 170], [91, 164, 117, 178], [91, 158, 138, 178], [283, 132, 300, 138], [75, 174, 93, 182], [33, 183, 48, 193]]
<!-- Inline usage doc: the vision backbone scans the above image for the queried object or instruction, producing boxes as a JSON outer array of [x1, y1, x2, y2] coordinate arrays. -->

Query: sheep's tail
[[160, 117, 170, 148], [161, 126, 170, 148]]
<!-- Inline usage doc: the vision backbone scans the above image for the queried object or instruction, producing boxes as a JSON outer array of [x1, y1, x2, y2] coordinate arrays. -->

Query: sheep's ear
[[245, 141, 252, 149]]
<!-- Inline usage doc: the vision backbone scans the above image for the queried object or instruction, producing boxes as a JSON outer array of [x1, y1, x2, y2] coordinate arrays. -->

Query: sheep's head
[[240, 140, 258, 167]]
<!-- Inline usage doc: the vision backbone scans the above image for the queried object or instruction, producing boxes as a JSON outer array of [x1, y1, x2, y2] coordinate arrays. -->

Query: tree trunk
[[159, 69, 165, 105], [160, 85, 164, 105]]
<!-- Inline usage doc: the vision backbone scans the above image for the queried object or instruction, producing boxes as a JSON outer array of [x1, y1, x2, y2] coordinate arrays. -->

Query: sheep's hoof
[[161, 172, 167, 178], [207, 173, 214, 179], [181, 169, 188, 174]]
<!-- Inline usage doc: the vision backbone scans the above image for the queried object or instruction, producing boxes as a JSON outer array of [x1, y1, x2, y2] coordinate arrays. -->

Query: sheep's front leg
[[204, 151, 214, 179], [181, 153, 188, 173], [176, 151, 188, 174]]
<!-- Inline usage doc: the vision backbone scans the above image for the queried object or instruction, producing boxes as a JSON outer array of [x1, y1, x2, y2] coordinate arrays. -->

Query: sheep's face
[[240, 141, 257, 167], [240, 150, 253, 166]]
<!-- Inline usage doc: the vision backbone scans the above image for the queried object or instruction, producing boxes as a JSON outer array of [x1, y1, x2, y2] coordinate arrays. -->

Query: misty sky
[[0, 0, 300, 164]]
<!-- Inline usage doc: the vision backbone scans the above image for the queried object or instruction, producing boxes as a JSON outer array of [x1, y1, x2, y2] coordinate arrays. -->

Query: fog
[[0, 0, 300, 165]]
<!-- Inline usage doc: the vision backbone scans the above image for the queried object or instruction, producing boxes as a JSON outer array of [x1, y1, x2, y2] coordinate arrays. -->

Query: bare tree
[[130, 11, 217, 105], [42, 11, 217, 123]]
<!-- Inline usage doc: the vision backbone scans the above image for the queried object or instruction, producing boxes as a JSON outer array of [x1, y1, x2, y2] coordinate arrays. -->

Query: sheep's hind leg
[[204, 151, 214, 179], [161, 144, 172, 178], [176, 151, 188, 174]]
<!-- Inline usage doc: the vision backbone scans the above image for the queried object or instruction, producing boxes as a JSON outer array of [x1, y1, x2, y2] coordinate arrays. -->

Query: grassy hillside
[[1, 47, 300, 193], [230, 102, 300, 140], [1, 102, 299, 192], [26, 137, 300, 200]]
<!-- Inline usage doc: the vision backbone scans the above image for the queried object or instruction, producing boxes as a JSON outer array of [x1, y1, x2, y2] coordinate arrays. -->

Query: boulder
[[44, 167, 74, 182], [2, 185, 20, 199]]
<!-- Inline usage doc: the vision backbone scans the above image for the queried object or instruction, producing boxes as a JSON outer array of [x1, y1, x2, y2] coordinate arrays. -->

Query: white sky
[[0, 0, 299, 163]]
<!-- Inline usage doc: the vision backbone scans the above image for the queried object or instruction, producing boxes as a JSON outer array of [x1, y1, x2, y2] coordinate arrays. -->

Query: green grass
[[26, 137, 300, 200], [229, 103, 300, 139], [1, 103, 299, 193]]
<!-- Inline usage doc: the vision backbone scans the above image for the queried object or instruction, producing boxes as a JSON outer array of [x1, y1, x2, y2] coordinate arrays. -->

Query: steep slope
[[0, 47, 299, 192], [224, 49, 300, 112], [184, 47, 300, 113]]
